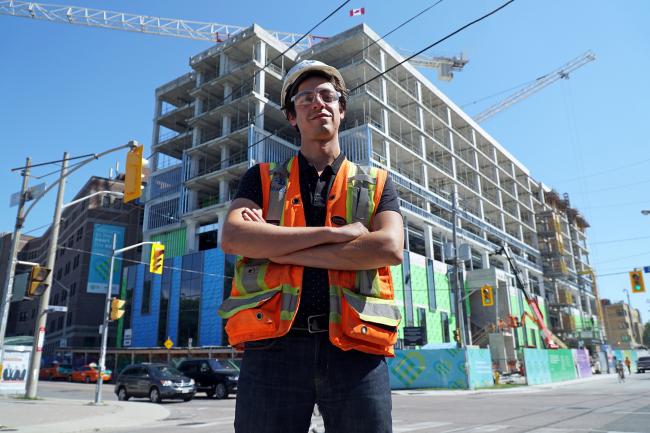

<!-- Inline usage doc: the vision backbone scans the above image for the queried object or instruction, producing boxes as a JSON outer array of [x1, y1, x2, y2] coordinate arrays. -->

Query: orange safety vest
[[218, 156, 401, 356]]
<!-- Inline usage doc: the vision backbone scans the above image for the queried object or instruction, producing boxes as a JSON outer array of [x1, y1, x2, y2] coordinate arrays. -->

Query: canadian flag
[[349, 7, 365, 16]]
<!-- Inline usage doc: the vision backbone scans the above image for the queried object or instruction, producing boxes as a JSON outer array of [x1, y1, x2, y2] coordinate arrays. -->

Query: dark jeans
[[234, 332, 392, 433]]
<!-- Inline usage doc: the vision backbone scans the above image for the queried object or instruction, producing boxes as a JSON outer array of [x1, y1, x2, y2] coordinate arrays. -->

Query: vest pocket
[[340, 289, 401, 347], [223, 289, 284, 343]]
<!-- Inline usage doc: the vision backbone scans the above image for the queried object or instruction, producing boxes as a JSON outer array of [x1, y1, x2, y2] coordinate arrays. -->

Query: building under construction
[[126, 23, 602, 354]]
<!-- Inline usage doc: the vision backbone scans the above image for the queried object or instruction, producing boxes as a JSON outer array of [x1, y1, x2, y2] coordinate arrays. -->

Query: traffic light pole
[[0, 141, 137, 398], [25, 153, 68, 399], [95, 239, 158, 404], [0, 158, 31, 379]]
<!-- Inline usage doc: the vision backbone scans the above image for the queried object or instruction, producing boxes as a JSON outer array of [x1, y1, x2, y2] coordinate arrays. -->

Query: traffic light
[[27, 266, 51, 297], [629, 270, 646, 293], [149, 243, 165, 274], [453, 328, 461, 344], [110, 298, 126, 321], [124, 144, 149, 203], [481, 284, 494, 307]]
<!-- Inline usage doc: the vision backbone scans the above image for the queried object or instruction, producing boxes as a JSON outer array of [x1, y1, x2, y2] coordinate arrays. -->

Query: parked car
[[636, 356, 650, 373], [177, 359, 238, 399], [70, 364, 111, 383], [114, 363, 195, 403], [39, 363, 73, 381]]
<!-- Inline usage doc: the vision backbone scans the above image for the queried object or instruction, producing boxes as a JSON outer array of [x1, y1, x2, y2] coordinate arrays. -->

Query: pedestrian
[[218, 60, 404, 433], [624, 356, 632, 374], [615, 358, 625, 383]]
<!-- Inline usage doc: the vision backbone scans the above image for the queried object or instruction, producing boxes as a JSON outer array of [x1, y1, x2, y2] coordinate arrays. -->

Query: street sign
[[164, 338, 173, 349], [123, 329, 132, 347], [45, 305, 67, 313], [10, 183, 45, 207], [403, 326, 426, 346], [644, 266, 650, 274]]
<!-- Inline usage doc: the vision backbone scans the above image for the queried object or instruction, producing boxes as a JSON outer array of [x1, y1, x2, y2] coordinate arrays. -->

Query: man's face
[[287, 76, 345, 141]]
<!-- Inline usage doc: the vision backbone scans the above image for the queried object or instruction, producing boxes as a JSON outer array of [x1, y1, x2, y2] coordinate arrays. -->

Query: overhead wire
[[349, 0, 516, 93]]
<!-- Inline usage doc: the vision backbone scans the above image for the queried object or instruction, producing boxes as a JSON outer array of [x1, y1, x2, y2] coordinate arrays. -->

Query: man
[[218, 60, 403, 433]]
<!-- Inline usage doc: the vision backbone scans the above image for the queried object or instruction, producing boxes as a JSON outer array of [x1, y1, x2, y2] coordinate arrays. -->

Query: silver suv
[[114, 363, 196, 403], [637, 356, 650, 373]]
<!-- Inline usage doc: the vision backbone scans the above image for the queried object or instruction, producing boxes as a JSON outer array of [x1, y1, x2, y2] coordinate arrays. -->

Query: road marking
[[394, 421, 452, 432], [526, 429, 572, 433], [613, 411, 650, 415], [186, 418, 234, 429], [466, 425, 510, 432]]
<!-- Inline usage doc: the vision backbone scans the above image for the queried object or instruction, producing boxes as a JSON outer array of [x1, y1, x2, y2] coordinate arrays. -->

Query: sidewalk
[[392, 371, 617, 397], [0, 395, 169, 433]]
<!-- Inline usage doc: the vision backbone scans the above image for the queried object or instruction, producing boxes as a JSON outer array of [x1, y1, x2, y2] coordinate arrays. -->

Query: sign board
[[0, 345, 32, 395], [10, 182, 45, 207], [403, 326, 427, 346], [46, 305, 68, 313], [644, 266, 650, 274], [87, 224, 125, 294], [579, 331, 594, 339], [12, 273, 29, 302], [123, 329, 132, 347], [164, 338, 173, 350]]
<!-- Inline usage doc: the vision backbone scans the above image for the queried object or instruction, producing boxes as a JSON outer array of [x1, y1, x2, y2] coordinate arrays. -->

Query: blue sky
[[1, 0, 649, 320]]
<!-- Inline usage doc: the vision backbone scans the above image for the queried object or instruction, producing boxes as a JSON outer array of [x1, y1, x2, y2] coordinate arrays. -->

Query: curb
[[392, 372, 617, 397], [0, 398, 169, 433]]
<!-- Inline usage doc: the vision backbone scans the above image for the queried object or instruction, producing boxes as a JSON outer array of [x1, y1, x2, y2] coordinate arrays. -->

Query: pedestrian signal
[[481, 285, 494, 307], [27, 266, 51, 297], [149, 243, 165, 274], [124, 143, 149, 203], [110, 298, 126, 321], [629, 270, 645, 293]]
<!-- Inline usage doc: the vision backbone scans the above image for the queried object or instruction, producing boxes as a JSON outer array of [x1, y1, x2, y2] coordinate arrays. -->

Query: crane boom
[[0, 0, 468, 78], [0, 0, 324, 49], [473, 50, 596, 123]]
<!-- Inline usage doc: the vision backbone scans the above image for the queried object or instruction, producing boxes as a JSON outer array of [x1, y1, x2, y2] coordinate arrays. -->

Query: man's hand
[[331, 221, 369, 242], [241, 207, 265, 223]]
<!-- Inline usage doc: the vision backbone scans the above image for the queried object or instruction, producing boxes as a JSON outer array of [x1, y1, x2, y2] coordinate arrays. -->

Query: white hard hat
[[280, 60, 346, 111]]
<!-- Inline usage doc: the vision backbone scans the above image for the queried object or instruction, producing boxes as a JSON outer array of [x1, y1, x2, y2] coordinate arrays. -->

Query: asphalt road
[[37, 373, 650, 432]]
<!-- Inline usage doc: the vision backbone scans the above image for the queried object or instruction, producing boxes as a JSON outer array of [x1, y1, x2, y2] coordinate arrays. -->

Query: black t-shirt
[[233, 153, 401, 324]]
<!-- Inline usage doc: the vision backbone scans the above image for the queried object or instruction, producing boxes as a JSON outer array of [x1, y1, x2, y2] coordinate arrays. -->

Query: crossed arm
[[220, 198, 404, 270]]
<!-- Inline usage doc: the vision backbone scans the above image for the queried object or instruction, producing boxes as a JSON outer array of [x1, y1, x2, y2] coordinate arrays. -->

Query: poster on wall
[[86, 224, 125, 294], [0, 346, 32, 394]]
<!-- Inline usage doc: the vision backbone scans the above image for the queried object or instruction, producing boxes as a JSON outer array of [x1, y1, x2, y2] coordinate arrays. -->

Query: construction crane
[[0, 0, 468, 80], [493, 243, 566, 350], [473, 50, 596, 123]]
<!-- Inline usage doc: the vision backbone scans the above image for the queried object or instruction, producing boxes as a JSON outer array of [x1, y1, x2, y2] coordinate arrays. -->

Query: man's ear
[[287, 112, 297, 127], [339, 106, 345, 120]]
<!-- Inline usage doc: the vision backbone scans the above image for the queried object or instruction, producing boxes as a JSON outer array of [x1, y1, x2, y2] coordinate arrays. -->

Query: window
[[56, 269, 62, 280], [53, 293, 59, 305], [73, 255, 79, 269], [57, 316, 63, 330], [178, 252, 203, 347], [66, 313, 72, 326], [67, 237, 73, 248], [402, 251, 414, 326], [70, 282, 76, 296], [64, 262, 70, 275], [441, 312, 450, 343], [141, 279, 152, 315], [426, 258, 437, 311], [31, 308, 36, 318], [19, 311, 27, 322], [76, 227, 83, 241]]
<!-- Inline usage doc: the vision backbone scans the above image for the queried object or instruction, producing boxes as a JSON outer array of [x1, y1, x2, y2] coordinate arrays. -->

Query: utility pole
[[623, 288, 635, 347], [25, 153, 68, 398], [0, 157, 31, 377], [451, 191, 467, 347]]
